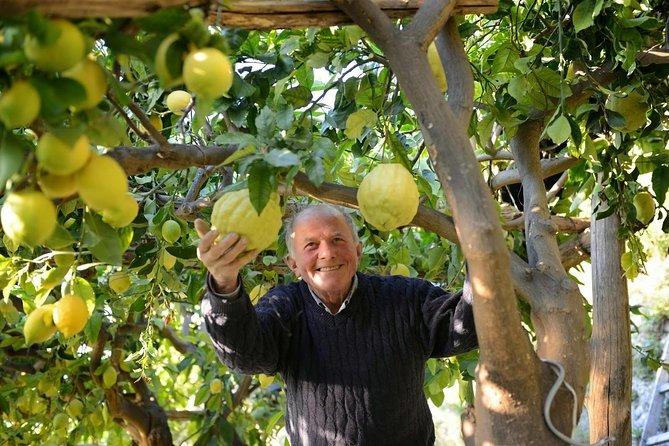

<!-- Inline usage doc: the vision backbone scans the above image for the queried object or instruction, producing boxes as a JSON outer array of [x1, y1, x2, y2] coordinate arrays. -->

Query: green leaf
[[573, 0, 596, 33], [306, 52, 329, 68], [248, 161, 273, 215], [255, 106, 276, 139], [546, 115, 571, 145], [282, 86, 313, 109], [345, 109, 377, 140], [265, 149, 300, 167], [45, 225, 75, 250], [134, 7, 190, 33], [652, 165, 669, 206], [0, 131, 28, 189], [83, 213, 123, 265], [220, 144, 257, 166], [31, 77, 86, 118]]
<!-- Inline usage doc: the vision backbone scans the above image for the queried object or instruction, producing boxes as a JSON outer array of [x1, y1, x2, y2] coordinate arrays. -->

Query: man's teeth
[[318, 265, 341, 271]]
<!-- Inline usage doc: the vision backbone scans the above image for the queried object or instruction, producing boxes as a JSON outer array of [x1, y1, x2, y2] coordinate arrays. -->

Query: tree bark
[[589, 191, 632, 444], [331, 1, 555, 443], [510, 120, 590, 436]]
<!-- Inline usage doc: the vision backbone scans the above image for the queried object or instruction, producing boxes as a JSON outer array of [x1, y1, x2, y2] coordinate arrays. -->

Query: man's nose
[[318, 241, 335, 258]]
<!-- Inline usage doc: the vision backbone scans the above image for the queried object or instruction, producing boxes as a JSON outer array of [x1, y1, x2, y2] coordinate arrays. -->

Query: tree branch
[[107, 94, 151, 144], [509, 120, 564, 272], [405, 0, 456, 49], [108, 144, 237, 175], [436, 18, 474, 129], [332, 0, 397, 45], [160, 326, 197, 355], [126, 100, 171, 150], [490, 157, 581, 191], [166, 409, 205, 420], [504, 214, 590, 233]]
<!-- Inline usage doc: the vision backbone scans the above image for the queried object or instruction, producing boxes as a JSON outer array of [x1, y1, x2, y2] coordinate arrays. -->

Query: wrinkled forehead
[[290, 209, 352, 241]]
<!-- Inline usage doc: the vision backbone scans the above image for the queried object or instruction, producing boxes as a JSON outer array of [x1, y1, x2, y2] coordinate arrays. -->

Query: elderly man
[[196, 204, 477, 445]]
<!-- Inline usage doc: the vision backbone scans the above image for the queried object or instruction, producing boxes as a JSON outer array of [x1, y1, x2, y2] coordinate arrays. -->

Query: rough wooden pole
[[589, 190, 632, 445]]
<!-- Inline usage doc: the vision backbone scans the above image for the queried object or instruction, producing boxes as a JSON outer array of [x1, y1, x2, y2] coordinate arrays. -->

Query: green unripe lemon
[[36, 133, 91, 176], [101, 194, 138, 228], [0, 80, 41, 129], [162, 220, 181, 244], [632, 191, 654, 225], [24, 19, 85, 72], [23, 304, 57, 345], [1, 190, 57, 247], [76, 154, 128, 211], [63, 58, 108, 109], [108, 271, 131, 294], [183, 48, 233, 100], [165, 90, 192, 115]]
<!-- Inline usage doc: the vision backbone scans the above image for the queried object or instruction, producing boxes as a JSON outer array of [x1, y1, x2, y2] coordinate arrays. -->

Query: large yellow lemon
[[1, 191, 57, 246], [62, 58, 108, 109], [36, 133, 91, 176], [165, 90, 192, 115], [23, 304, 57, 345], [24, 19, 85, 72], [38, 171, 78, 199], [183, 48, 233, 100], [100, 193, 138, 228], [53, 294, 89, 338], [0, 81, 41, 129], [427, 42, 447, 94], [605, 91, 649, 133], [76, 155, 128, 211], [210, 189, 282, 252], [357, 163, 419, 231]]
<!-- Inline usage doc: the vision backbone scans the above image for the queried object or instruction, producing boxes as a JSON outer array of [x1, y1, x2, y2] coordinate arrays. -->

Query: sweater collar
[[305, 273, 360, 315]]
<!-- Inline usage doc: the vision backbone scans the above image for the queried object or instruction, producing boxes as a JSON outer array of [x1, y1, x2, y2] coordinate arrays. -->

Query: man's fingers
[[194, 218, 211, 238], [208, 233, 242, 259], [232, 249, 260, 269]]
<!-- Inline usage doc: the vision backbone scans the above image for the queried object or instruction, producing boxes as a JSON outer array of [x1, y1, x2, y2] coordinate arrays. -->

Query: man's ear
[[356, 242, 362, 260], [284, 255, 298, 274]]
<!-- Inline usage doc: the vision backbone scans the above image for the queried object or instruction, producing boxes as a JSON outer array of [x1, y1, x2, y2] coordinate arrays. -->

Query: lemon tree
[[0, 4, 667, 446]]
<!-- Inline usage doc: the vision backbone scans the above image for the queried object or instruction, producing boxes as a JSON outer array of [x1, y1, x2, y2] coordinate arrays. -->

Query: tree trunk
[[589, 192, 632, 444]]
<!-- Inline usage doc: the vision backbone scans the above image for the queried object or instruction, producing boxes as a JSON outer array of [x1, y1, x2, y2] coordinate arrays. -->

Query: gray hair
[[283, 204, 359, 256]]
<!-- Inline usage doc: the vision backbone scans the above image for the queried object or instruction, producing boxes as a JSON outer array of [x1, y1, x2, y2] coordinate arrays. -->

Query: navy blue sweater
[[201, 273, 477, 445]]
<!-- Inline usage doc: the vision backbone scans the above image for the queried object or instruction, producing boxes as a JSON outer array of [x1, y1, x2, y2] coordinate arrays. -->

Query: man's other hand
[[195, 219, 259, 294]]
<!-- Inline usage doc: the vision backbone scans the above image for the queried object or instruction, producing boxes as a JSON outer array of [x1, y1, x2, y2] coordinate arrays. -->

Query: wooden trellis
[[0, 0, 499, 27]]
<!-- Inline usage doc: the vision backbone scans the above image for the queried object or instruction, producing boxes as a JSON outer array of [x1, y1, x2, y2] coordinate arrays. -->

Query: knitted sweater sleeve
[[417, 277, 478, 358], [201, 274, 295, 375]]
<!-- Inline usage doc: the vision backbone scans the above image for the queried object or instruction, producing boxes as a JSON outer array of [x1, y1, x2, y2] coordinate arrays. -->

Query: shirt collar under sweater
[[306, 274, 358, 315]]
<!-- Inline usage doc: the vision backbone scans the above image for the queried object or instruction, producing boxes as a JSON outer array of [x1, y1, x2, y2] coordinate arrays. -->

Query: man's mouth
[[316, 265, 342, 272]]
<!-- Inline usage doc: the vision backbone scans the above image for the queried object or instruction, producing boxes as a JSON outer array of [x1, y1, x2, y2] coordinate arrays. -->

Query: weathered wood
[[0, 0, 207, 18], [0, 0, 498, 25], [589, 199, 632, 445]]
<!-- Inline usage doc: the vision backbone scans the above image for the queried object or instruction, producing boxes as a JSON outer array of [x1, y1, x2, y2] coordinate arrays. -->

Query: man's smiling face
[[285, 209, 362, 303]]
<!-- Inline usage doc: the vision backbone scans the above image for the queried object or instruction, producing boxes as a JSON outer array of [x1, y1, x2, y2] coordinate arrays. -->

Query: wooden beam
[[0, 0, 498, 25], [213, 0, 498, 29]]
